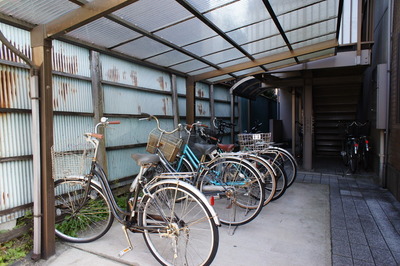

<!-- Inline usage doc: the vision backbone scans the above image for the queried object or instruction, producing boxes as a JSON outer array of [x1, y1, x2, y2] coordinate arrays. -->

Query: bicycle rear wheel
[[54, 177, 114, 243], [140, 181, 219, 266], [263, 147, 297, 187], [199, 157, 265, 226]]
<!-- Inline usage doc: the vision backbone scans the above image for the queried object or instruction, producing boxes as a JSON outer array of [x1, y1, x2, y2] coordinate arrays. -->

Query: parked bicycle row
[[51, 115, 298, 266], [337, 120, 371, 174]]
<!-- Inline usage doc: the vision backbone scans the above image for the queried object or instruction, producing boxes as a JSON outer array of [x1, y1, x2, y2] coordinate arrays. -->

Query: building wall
[[388, 0, 400, 200]]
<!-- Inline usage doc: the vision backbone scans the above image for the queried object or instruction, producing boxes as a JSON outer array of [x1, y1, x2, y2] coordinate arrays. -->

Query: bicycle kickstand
[[118, 225, 134, 257]]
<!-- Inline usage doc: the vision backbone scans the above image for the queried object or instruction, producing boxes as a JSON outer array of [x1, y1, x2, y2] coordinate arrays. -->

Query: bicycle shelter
[[0, 0, 399, 263]]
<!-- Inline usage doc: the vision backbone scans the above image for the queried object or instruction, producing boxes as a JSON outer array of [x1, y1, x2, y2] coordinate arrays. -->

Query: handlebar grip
[[108, 121, 120, 124], [88, 133, 103, 139]]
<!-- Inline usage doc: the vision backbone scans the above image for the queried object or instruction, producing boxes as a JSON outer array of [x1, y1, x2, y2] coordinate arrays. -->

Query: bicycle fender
[[148, 179, 221, 226], [62, 175, 103, 188]]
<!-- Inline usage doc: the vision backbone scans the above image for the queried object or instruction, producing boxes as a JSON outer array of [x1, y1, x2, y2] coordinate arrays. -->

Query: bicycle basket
[[146, 128, 183, 162], [238, 133, 271, 151], [51, 142, 94, 179]]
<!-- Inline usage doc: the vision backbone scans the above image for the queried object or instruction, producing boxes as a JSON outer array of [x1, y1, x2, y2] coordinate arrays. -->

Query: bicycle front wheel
[[199, 157, 265, 226], [140, 181, 219, 266], [54, 177, 114, 243]]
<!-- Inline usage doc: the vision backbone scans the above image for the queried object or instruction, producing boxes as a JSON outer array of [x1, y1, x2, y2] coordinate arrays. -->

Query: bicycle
[[140, 114, 266, 226], [53, 117, 220, 266], [338, 121, 360, 174], [205, 118, 298, 198]]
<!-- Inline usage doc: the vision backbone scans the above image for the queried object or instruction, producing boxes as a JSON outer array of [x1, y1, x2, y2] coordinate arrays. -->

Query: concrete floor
[[18, 156, 400, 266]]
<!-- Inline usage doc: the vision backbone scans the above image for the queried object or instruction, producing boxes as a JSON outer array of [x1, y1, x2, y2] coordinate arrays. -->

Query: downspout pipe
[[383, 0, 394, 188], [0, 30, 41, 259]]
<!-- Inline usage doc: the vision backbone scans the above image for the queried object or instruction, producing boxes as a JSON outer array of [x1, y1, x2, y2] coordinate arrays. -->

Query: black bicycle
[[53, 117, 220, 266]]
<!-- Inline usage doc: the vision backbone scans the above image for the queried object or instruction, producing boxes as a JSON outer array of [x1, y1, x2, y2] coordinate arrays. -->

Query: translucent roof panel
[[183, 36, 235, 57], [269, 0, 329, 15], [188, 67, 217, 76], [170, 60, 212, 73], [67, 18, 142, 48], [291, 33, 336, 49], [232, 66, 265, 77], [219, 57, 252, 69], [186, 0, 237, 13], [276, 0, 338, 43], [204, 0, 271, 32], [253, 46, 291, 59], [113, 0, 192, 32], [227, 19, 280, 45], [206, 74, 233, 83], [155, 18, 217, 46], [0, 0, 78, 25], [112, 37, 172, 59], [203, 48, 246, 65], [241, 35, 287, 55], [296, 48, 336, 62], [263, 58, 297, 70], [285, 20, 336, 45], [146, 50, 193, 67]]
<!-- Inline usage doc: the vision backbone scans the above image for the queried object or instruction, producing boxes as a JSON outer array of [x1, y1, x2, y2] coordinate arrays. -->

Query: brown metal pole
[[186, 77, 195, 124], [31, 25, 55, 259]]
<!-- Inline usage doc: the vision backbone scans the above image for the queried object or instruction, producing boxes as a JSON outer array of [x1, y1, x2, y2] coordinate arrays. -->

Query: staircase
[[313, 84, 361, 157]]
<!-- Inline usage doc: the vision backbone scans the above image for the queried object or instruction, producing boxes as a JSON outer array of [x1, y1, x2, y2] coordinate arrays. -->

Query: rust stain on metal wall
[[131, 71, 138, 86], [162, 98, 169, 115], [53, 51, 79, 75], [197, 103, 206, 115], [157, 76, 165, 90], [107, 66, 120, 82], [0, 69, 18, 108], [1, 42, 31, 64], [1, 192, 9, 206], [197, 89, 205, 98], [53, 81, 77, 109]]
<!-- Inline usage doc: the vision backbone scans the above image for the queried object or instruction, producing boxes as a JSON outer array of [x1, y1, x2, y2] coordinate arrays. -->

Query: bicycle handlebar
[[139, 113, 181, 134], [94, 117, 120, 134]]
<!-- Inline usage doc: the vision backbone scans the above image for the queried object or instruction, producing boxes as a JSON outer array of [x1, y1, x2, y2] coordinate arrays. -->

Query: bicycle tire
[[140, 181, 219, 266], [54, 177, 114, 243], [263, 147, 297, 187], [259, 153, 288, 201], [241, 154, 277, 206], [198, 157, 265, 226]]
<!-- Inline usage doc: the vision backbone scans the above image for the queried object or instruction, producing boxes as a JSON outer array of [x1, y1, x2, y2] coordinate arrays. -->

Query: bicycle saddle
[[193, 143, 217, 156], [217, 143, 235, 152], [131, 153, 160, 166]]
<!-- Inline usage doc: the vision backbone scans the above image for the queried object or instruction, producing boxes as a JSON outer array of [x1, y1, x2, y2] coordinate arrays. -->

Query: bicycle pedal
[[118, 246, 132, 257]]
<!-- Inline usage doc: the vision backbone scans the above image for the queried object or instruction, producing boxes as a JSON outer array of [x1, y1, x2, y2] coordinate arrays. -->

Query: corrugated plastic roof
[[0, 0, 341, 84]]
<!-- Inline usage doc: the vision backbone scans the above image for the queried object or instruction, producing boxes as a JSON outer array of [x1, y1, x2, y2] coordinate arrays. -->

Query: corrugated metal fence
[[0, 22, 236, 224]]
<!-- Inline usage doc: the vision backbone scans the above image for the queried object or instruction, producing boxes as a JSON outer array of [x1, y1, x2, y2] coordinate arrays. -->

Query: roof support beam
[[192, 39, 338, 82], [37, 0, 138, 38], [262, 0, 300, 63]]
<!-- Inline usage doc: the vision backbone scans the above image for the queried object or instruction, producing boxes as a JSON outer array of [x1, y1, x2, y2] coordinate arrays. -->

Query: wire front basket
[[51, 142, 94, 179], [146, 128, 183, 162], [238, 133, 272, 151]]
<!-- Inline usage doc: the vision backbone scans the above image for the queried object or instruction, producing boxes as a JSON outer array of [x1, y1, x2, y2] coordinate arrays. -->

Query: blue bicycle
[[140, 114, 266, 226]]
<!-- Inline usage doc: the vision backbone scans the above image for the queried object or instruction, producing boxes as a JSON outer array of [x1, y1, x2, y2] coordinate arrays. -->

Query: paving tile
[[332, 227, 349, 241], [364, 231, 388, 249], [350, 242, 374, 263], [331, 216, 347, 229], [332, 254, 353, 266], [353, 259, 375, 266], [370, 247, 398, 266], [348, 230, 368, 245], [332, 238, 352, 257], [345, 217, 364, 232]]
